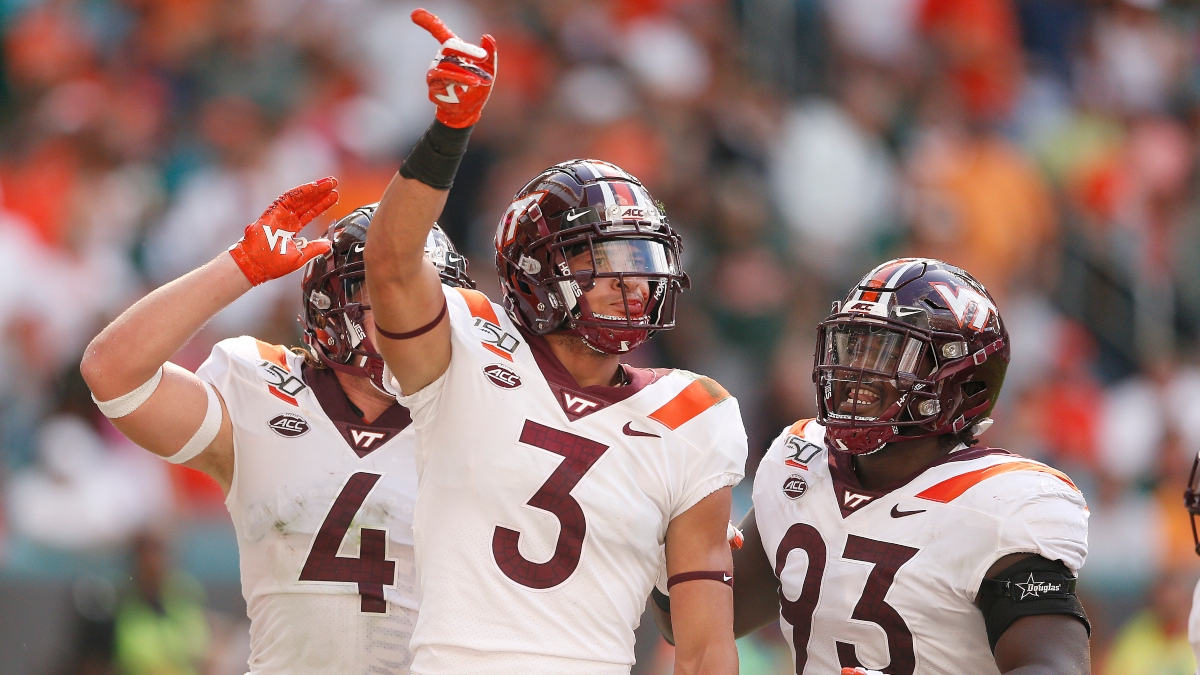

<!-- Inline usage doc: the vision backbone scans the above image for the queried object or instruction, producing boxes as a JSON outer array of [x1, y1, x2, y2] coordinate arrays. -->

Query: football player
[[80, 182, 475, 674], [653, 259, 1092, 675], [362, 9, 747, 675], [1185, 452, 1200, 668]]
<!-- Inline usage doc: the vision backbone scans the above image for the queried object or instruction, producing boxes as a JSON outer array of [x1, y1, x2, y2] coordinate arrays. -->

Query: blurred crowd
[[2, 0, 1200, 673]]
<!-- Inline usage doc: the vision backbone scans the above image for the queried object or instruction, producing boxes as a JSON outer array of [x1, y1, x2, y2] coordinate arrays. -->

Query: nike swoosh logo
[[890, 505, 926, 518], [565, 210, 589, 222], [895, 306, 923, 316], [722, 573, 732, 582], [622, 422, 660, 438]]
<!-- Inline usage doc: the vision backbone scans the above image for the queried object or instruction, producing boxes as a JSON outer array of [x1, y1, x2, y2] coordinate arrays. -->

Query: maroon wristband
[[375, 298, 447, 340], [667, 570, 733, 589]]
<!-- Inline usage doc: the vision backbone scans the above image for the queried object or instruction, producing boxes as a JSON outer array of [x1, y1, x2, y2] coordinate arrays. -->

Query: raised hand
[[229, 177, 339, 286], [412, 8, 497, 129]]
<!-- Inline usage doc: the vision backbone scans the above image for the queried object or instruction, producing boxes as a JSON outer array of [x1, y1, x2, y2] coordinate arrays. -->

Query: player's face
[[566, 240, 667, 319], [827, 325, 931, 420]]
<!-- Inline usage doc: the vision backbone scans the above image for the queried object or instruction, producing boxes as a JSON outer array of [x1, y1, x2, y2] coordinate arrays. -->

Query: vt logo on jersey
[[269, 413, 310, 437], [335, 423, 401, 459], [930, 282, 998, 331], [563, 393, 599, 415], [841, 489, 875, 514]]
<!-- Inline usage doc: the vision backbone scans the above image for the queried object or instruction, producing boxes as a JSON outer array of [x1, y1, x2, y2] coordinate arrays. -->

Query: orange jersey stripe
[[456, 288, 501, 325], [649, 378, 730, 430], [454, 288, 514, 362], [256, 340, 290, 368], [915, 461, 1079, 504], [787, 418, 814, 437]]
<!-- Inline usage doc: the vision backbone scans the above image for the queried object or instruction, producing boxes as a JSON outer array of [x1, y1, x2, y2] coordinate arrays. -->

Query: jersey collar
[[521, 327, 666, 422], [303, 363, 412, 457]]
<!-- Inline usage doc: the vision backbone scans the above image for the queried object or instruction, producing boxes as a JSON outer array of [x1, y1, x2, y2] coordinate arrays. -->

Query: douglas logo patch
[[484, 364, 522, 389], [269, 413, 310, 437], [783, 474, 808, 500]]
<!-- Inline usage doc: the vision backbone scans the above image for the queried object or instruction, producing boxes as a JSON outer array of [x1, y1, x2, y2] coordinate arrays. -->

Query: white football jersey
[[197, 336, 421, 674], [753, 419, 1088, 675], [393, 286, 747, 675]]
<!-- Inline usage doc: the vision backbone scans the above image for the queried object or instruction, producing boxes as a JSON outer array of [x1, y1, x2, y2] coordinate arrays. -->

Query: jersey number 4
[[492, 420, 608, 589], [299, 472, 395, 613], [778, 524, 919, 675]]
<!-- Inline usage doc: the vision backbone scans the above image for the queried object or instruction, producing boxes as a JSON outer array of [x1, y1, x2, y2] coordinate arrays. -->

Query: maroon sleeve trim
[[667, 570, 733, 589], [375, 297, 448, 341]]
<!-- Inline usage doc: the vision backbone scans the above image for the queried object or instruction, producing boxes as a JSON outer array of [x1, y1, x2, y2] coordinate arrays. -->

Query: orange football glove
[[229, 177, 338, 286], [727, 522, 744, 549], [412, 8, 496, 129], [842, 668, 884, 675]]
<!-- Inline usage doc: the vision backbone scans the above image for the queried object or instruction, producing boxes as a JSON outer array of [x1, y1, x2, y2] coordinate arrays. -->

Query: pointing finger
[[413, 8, 456, 43]]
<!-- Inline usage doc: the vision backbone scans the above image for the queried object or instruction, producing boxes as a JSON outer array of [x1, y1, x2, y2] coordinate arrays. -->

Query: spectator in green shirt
[[1104, 567, 1198, 675], [113, 531, 210, 675]]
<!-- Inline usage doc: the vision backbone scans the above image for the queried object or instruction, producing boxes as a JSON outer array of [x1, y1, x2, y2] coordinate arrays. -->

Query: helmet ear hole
[[962, 381, 987, 398]]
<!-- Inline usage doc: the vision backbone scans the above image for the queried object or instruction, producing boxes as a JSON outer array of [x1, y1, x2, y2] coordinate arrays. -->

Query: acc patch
[[783, 474, 808, 500], [484, 364, 522, 389], [268, 413, 310, 438]]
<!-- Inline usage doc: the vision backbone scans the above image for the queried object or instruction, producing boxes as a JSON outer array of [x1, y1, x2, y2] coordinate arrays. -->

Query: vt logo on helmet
[[494, 159, 690, 354], [301, 203, 474, 394], [813, 258, 1010, 455]]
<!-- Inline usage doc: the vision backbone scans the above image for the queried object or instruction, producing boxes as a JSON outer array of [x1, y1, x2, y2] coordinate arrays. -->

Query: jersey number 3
[[778, 524, 919, 675], [492, 420, 608, 589], [300, 472, 395, 613]]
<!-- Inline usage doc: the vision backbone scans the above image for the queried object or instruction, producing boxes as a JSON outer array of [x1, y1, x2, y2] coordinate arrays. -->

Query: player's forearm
[[670, 588, 738, 675], [81, 253, 251, 397], [673, 645, 738, 675], [731, 509, 783, 638]]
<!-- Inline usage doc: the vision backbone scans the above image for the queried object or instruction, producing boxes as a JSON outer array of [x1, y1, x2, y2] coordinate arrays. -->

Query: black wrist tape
[[399, 121, 473, 190], [977, 555, 1090, 651]]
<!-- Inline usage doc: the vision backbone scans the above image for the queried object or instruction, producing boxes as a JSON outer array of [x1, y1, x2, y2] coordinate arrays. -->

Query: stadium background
[[0, 0, 1198, 672]]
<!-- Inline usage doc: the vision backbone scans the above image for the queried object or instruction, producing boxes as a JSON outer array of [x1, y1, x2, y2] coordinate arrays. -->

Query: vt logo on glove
[[412, 8, 497, 129], [229, 177, 339, 286]]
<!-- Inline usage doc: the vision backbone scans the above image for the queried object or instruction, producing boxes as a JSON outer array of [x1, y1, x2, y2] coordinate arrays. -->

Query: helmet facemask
[[549, 234, 682, 353], [1187, 451, 1200, 555], [304, 250, 390, 394], [302, 204, 473, 394], [815, 317, 946, 454], [500, 200, 688, 354]]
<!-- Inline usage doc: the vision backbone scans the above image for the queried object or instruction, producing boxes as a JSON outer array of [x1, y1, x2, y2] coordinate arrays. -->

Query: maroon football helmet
[[301, 203, 473, 392], [813, 258, 1010, 455], [494, 159, 688, 354], [1187, 453, 1200, 555]]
